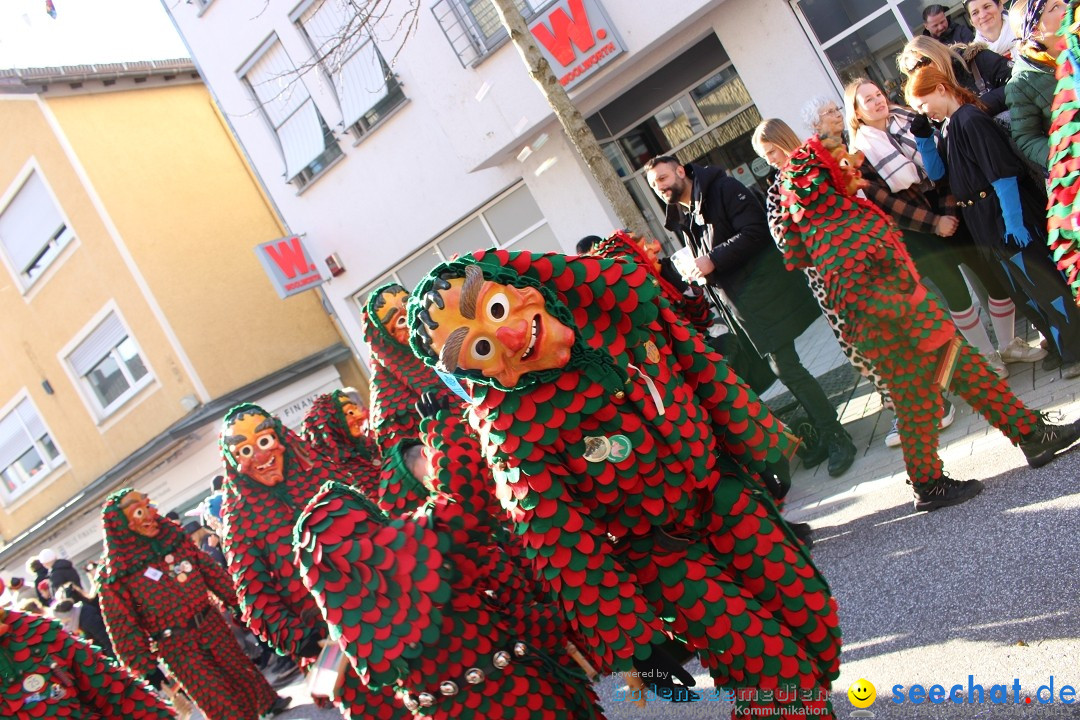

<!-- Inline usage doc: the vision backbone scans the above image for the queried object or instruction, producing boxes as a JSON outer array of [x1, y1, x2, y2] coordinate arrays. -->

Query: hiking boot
[[794, 422, 828, 469], [913, 475, 983, 512], [826, 430, 856, 477], [1020, 417, 1080, 468]]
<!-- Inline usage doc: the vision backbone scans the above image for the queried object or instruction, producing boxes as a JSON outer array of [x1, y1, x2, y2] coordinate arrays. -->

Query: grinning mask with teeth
[[422, 264, 575, 388], [224, 411, 286, 487]]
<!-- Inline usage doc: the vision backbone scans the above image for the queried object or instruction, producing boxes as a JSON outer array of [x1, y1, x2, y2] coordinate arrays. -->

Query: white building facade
[[163, 0, 967, 359]]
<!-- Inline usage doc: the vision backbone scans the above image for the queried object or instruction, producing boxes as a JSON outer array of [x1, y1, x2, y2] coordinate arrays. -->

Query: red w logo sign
[[264, 236, 315, 279], [531, 0, 596, 67]]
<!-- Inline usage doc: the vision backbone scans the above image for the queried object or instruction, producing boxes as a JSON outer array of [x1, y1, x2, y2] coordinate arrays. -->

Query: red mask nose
[[496, 322, 528, 353]]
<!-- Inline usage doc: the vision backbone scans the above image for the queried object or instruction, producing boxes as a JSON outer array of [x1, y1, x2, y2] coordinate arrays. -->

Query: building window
[[295, 0, 407, 140], [0, 397, 63, 505], [353, 183, 557, 315], [0, 169, 75, 290], [242, 37, 343, 189], [431, 0, 554, 67], [66, 312, 152, 418], [790, 0, 966, 94]]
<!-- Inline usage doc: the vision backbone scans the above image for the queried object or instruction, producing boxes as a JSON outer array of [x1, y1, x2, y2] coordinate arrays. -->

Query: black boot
[[913, 475, 983, 512], [1020, 417, 1080, 468], [794, 422, 828, 469], [826, 430, 856, 477], [789, 521, 814, 549]]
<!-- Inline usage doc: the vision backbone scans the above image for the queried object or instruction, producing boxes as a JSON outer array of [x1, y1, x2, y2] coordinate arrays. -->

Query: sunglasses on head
[[907, 56, 933, 71]]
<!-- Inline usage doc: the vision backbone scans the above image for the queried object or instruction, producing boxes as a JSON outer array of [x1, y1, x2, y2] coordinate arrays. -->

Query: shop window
[[0, 169, 75, 291], [0, 397, 64, 505], [241, 36, 343, 189]]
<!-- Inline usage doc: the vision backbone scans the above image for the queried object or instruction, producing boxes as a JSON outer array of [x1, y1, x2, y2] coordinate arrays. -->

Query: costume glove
[[909, 113, 934, 138], [416, 391, 450, 419], [991, 176, 1032, 247], [634, 640, 700, 702]]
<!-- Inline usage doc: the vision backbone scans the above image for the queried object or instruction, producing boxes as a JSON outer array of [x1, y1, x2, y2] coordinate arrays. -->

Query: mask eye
[[237, 445, 254, 458], [395, 313, 407, 328], [486, 292, 509, 321], [133, 508, 145, 519], [256, 434, 277, 451], [471, 338, 493, 361]]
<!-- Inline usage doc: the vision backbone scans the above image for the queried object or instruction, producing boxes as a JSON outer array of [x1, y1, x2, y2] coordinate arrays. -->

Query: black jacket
[[663, 163, 820, 355], [923, 20, 975, 45], [49, 559, 82, 594], [954, 45, 1012, 116]]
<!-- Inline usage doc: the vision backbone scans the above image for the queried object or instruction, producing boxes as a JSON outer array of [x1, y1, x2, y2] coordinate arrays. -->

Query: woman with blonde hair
[[906, 65, 1080, 376], [898, 34, 1012, 116]]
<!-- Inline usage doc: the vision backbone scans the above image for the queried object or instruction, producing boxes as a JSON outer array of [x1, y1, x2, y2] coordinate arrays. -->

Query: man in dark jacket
[[922, 4, 975, 44], [646, 155, 856, 477]]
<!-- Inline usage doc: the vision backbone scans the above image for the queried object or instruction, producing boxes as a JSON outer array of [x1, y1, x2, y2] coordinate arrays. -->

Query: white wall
[[163, 0, 840, 352]]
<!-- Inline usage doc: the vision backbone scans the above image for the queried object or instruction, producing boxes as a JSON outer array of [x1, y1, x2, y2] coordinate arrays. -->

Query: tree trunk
[[488, 0, 651, 239]]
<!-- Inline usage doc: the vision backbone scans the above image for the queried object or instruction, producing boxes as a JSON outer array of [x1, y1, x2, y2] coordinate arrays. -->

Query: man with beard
[[96, 489, 286, 720], [645, 155, 856, 478], [218, 404, 408, 720]]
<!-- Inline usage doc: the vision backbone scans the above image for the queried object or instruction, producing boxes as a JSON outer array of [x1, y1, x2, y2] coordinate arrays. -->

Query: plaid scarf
[[851, 107, 928, 193]]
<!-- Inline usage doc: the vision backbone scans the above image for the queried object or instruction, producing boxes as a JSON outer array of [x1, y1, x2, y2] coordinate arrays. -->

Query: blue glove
[[991, 176, 1032, 247], [915, 135, 945, 181]]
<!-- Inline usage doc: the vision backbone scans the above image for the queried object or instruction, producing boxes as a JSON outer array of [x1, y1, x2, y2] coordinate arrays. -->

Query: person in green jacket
[[1006, 0, 1069, 170]]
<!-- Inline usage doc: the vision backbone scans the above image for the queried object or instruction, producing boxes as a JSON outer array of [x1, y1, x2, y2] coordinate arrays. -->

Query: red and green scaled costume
[[96, 489, 277, 720], [589, 230, 712, 334], [1049, 2, 1080, 303], [302, 391, 383, 497], [776, 137, 1039, 487], [407, 250, 839, 718], [296, 483, 605, 719], [0, 608, 174, 719], [218, 404, 408, 720], [362, 284, 461, 454]]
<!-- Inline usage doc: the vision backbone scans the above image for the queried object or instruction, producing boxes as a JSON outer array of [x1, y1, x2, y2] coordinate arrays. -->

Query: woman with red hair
[[905, 66, 1080, 376]]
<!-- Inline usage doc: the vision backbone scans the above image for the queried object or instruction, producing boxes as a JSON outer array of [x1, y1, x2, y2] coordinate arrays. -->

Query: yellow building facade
[[0, 61, 364, 576]]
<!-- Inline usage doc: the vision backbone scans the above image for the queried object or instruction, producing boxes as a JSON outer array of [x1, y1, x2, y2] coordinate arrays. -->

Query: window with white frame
[[67, 313, 152, 418], [295, 0, 406, 140], [0, 170, 74, 290], [353, 183, 559, 315], [432, 0, 554, 66], [242, 37, 343, 189], [0, 397, 63, 505]]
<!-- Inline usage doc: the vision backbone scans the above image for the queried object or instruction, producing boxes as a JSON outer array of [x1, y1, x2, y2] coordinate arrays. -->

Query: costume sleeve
[[974, 50, 1011, 115], [98, 583, 158, 679], [194, 545, 240, 611], [223, 533, 314, 656], [422, 410, 503, 532], [1006, 73, 1052, 169], [861, 171, 940, 234], [705, 178, 772, 273], [61, 628, 175, 719], [664, 303, 794, 470]]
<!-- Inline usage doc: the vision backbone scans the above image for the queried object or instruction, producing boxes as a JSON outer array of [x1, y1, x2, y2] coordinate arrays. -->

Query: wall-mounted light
[[325, 253, 345, 277], [42, 380, 54, 395]]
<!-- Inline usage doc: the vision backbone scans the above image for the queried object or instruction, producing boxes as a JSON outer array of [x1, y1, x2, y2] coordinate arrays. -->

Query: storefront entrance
[[586, 34, 769, 251]]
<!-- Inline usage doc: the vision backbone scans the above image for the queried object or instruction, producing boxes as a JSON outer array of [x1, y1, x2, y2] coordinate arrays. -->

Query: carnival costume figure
[[302, 389, 383, 497], [362, 284, 461, 454], [96, 489, 284, 720], [218, 404, 408, 720], [775, 136, 1080, 510], [296, 477, 606, 719], [1049, 0, 1080, 302], [0, 607, 175, 720], [405, 250, 842, 718]]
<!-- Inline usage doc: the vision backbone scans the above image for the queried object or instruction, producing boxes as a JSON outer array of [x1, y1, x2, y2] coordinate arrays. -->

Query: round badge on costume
[[608, 435, 633, 462], [22, 674, 46, 693], [582, 436, 612, 463], [180, 561, 193, 573], [177, 573, 188, 583], [644, 341, 660, 364], [165, 554, 175, 564]]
